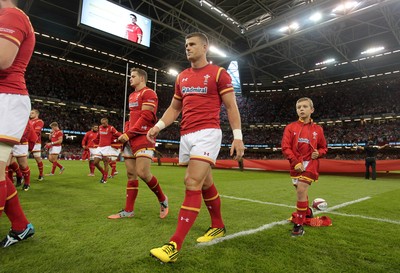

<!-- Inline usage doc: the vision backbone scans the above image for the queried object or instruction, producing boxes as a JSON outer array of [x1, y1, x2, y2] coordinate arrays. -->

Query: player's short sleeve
[[216, 68, 234, 96], [174, 74, 183, 101], [0, 11, 29, 47], [34, 120, 44, 131], [142, 89, 158, 108]]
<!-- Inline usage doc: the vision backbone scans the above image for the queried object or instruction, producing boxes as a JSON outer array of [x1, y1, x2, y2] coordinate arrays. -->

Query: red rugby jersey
[[0, 7, 35, 95]]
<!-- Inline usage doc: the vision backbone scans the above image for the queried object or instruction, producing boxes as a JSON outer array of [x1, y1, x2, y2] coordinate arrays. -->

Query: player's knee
[[184, 176, 202, 190]]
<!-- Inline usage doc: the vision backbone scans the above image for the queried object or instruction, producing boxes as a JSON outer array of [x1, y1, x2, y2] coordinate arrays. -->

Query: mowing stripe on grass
[[198, 196, 371, 247], [220, 194, 296, 209]]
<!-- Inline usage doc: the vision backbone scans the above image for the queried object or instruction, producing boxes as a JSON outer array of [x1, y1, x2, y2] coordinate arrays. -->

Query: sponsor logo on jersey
[[129, 102, 139, 107], [182, 86, 208, 94], [298, 137, 310, 144]]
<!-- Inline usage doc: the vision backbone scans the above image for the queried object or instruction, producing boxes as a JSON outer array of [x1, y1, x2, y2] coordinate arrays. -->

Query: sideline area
[[154, 158, 400, 173]]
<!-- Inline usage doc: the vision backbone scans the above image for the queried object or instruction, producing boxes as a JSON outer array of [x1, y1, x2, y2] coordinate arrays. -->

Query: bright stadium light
[[361, 46, 385, 55], [315, 58, 336, 66], [309, 12, 322, 22], [209, 45, 227, 57], [168, 68, 179, 76], [279, 22, 299, 33], [332, 1, 359, 13]]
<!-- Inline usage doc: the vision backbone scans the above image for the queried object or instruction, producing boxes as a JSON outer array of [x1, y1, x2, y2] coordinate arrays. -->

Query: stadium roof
[[19, 0, 400, 94]]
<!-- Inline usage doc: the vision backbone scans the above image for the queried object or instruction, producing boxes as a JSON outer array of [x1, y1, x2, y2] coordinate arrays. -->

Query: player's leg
[[48, 154, 57, 175], [196, 170, 226, 243], [1, 177, 34, 247], [109, 158, 117, 177], [0, 145, 9, 217], [292, 180, 310, 237], [371, 160, 377, 180], [108, 158, 137, 219], [17, 156, 30, 191], [32, 145, 44, 180], [93, 156, 104, 176], [100, 156, 110, 183], [136, 151, 168, 219], [365, 159, 370, 179], [8, 157, 23, 186], [150, 160, 208, 263], [0, 94, 33, 247]]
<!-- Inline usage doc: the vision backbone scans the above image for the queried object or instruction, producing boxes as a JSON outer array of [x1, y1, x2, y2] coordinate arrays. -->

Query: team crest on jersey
[[182, 78, 188, 82], [312, 131, 318, 139], [204, 74, 210, 85]]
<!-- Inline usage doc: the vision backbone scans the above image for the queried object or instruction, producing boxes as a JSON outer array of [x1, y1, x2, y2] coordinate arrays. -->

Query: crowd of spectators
[[26, 57, 400, 160]]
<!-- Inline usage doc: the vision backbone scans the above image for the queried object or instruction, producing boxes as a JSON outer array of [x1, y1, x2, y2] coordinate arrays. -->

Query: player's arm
[[378, 144, 389, 150], [52, 134, 63, 145], [120, 104, 155, 142], [0, 37, 19, 70], [147, 97, 182, 143], [221, 92, 245, 161], [281, 126, 303, 171], [82, 134, 88, 149], [313, 127, 328, 159]]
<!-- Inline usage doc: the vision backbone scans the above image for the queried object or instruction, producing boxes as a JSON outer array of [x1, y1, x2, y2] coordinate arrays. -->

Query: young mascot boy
[[281, 97, 327, 237]]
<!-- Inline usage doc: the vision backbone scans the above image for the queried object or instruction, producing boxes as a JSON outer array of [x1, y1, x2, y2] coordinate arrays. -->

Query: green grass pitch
[[1, 159, 399, 273]]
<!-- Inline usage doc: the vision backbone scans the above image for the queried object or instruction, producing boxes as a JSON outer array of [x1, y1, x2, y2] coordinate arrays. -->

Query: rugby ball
[[312, 198, 328, 211]]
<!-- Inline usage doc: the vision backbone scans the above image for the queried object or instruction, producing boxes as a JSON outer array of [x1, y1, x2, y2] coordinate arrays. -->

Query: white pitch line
[[197, 220, 289, 247], [220, 194, 296, 209], [198, 196, 372, 247], [326, 211, 400, 225], [320, 196, 371, 213]]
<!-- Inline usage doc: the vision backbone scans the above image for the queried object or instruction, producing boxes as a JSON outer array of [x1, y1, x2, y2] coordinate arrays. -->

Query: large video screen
[[78, 0, 152, 47]]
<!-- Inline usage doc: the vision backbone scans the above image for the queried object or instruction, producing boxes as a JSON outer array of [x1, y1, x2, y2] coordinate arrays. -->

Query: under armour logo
[[180, 217, 189, 222], [182, 78, 188, 82]]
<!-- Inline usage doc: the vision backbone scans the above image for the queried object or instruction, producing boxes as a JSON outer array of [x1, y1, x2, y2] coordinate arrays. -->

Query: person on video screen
[[126, 13, 142, 44]]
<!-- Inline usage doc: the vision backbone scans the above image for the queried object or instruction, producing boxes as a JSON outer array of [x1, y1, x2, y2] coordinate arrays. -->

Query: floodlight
[[209, 45, 227, 57], [309, 12, 322, 22], [279, 22, 299, 33], [315, 58, 336, 66], [332, 1, 359, 13], [361, 46, 385, 55], [168, 68, 179, 76]]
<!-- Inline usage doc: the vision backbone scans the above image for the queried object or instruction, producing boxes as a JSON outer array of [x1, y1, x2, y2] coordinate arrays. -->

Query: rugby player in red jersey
[[148, 32, 245, 262], [108, 68, 168, 220], [0, 0, 35, 247], [45, 122, 65, 175], [93, 118, 121, 183], [281, 97, 327, 237], [29, 109, 45, 180], [82, 125, 99, 176]]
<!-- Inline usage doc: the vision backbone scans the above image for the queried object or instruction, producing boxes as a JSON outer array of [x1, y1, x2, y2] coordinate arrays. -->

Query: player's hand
[[230, 139, 245, 161], [294, 163, 305, 172], [118, 134, 129, 143], [147, 126, 160, 144], [45, 143, 52, 149], [311, 149, 319, 159]]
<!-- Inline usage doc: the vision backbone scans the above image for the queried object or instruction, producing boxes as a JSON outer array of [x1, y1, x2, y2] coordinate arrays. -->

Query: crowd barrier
[[154, 158, 400, 173]]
